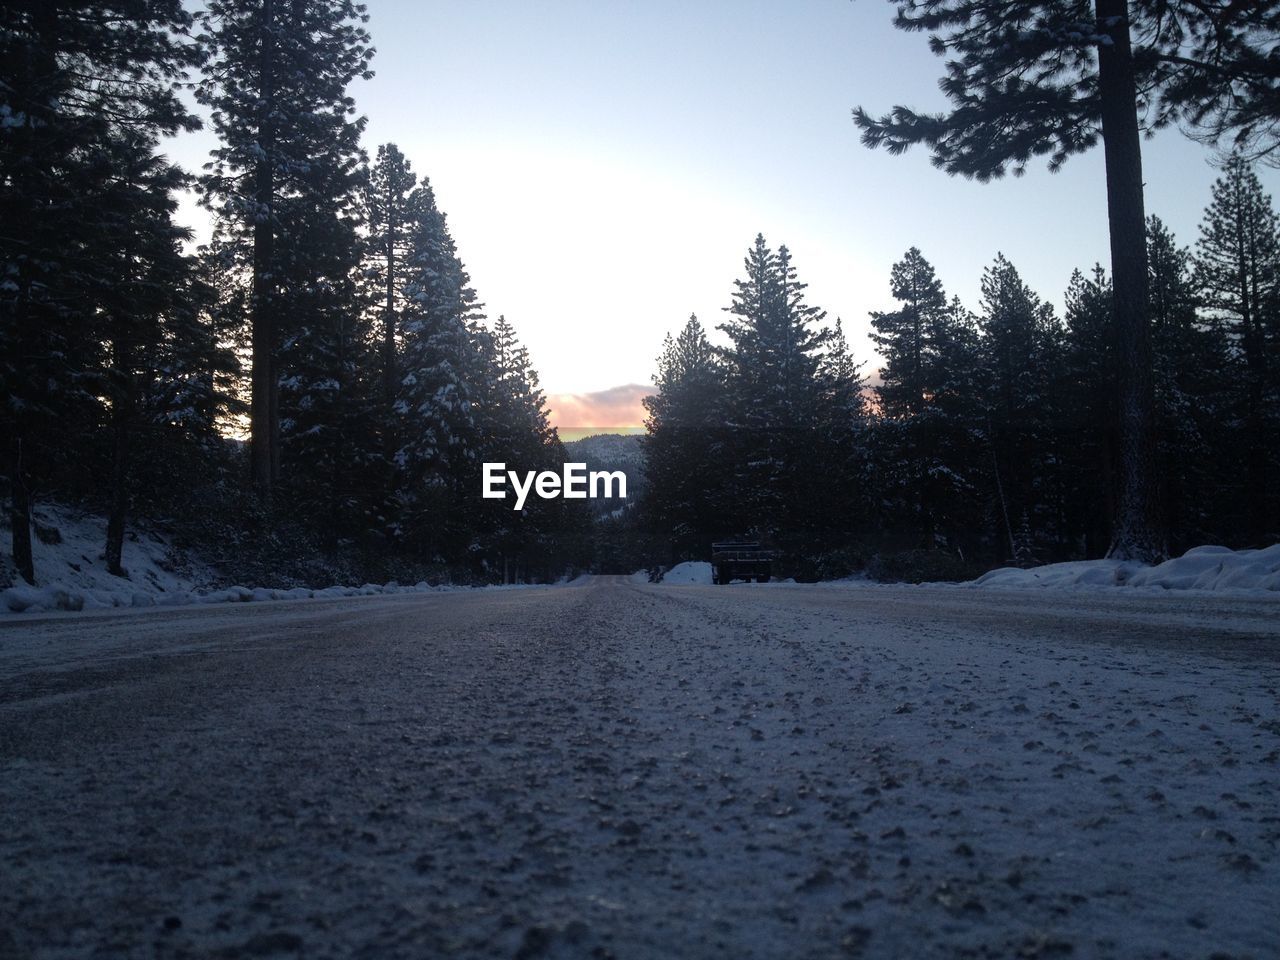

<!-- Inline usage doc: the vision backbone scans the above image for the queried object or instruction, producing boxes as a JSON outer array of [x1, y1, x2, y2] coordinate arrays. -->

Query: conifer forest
[[4, 1, 1280, 589]]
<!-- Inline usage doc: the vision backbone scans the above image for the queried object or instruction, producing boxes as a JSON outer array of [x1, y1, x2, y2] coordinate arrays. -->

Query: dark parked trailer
[[711, 541, 774, 584]]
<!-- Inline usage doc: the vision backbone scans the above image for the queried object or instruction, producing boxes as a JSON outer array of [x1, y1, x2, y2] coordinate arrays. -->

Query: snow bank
[[970, 544, 1280, 593], [4, 574, 472, 616], [1, 504, 217, 614], [662, 561, 713, 585], [0, 504, 479, 616]]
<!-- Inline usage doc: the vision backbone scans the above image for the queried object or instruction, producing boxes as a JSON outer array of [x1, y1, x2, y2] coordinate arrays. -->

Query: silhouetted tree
[[197, 0, 373, 498], [1195, 156, 1280, 539]]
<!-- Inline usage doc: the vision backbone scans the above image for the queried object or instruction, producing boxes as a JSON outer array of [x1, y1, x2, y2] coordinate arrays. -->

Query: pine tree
[[196, 0, 373, 498], [89, 142, 202, 576], [717, 235, 831, 541], [477, 314, 568, 580], [869, 248, 947, 420], [641, 314, 725, 556], [1146, 216, 1225, 547], [869, 250, 984, 550], [808, 318, 871, 548], [1, 1, 199, 584], [1194, 156, 1280, 540], [276, 176, 378, 544], [977, 254, 1064, 559], [1060, 265, 1117, 555], [393, 182, 487, 559], [364, 144, 417, 416]]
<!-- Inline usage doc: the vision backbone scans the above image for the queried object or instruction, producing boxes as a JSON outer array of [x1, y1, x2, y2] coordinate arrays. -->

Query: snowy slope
[[0, 504, 479, 615], [970, 544, 1280, 593], [0, 503, 218, 612]]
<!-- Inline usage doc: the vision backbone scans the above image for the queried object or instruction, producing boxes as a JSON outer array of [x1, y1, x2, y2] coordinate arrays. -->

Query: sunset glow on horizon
[[546, 384, 651, 435], [163, 0, 1280, 409]]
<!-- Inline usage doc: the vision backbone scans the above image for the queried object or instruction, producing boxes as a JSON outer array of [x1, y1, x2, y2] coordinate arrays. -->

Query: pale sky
[[167, 0, 1280, 426]]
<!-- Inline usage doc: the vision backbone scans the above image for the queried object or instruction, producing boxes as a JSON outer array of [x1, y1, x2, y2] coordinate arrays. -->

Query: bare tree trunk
[[1242, 322, 1267, 538], [9, 434, 35, 586], [383, 191, 397, 410], [250, 0, 277, 499], [1096, 0, 1166, 562], [105, 332, 133, 578], [382, 189, 399, 527]]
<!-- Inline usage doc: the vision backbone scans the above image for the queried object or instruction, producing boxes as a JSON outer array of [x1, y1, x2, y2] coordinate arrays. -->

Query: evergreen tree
[[869, 250, 984, 551], [1060, 265, 1117, 555], [477, 314, 571, 581], [276, 176, 378, 545], [1194, 156, 1280, 540], [977, 254, 1064, 559], [364, 143, 417, 417], [641, 314, 725, 557], [808, 318, 871, 549], [393, 182, 487, 559], [1146, 216, 1225, 547], [196, 0, 373, 498], [1, 0, 199, 584], [869, 248, 948, 419], [91, 143, 205, 575], [717, 235, 831, 542]]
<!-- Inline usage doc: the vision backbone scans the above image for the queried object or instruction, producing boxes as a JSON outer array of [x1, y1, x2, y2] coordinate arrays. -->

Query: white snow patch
[[662, 561, 713, 585], [1, 504, 216, 613], [970, 544, 1280, 593], [0, 504, 506, 616]]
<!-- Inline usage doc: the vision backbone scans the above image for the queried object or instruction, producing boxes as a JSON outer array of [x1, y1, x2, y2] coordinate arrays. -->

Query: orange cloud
[[547, 383, 652, 429]]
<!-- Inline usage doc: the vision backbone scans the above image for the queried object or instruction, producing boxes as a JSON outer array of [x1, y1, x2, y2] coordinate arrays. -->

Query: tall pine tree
[[1194, 156, 1280, 541], [196, 0, 373, 498], [393, 182, 487, 559], [642, 314, 725, 557]]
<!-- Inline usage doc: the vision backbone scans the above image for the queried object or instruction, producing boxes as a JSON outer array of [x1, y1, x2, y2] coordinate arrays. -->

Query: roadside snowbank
[[1, 504, 216, 614], [971, 544, 1280, 593], [662, 561, 713, 585], [0, 504, 504, 616], [2, 578, 470, 615]]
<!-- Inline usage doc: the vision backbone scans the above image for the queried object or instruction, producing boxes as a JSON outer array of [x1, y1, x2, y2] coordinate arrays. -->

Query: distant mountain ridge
[[562, 432, 646, 511]]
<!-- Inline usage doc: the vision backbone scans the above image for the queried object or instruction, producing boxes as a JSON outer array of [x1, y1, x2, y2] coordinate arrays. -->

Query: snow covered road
[[1, 578, 1277, 959]]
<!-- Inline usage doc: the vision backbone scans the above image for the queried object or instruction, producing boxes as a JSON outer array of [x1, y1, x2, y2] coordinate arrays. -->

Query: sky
[[167, 0, 1280, 429]]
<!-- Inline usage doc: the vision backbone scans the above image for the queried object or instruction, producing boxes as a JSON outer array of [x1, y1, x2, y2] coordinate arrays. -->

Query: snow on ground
[[971, 544, 1280, 593], [0, 504, 217, 613], [0, 505, 502, 616], [661, 560, 714, 584], [0, 578, 1276, 958]]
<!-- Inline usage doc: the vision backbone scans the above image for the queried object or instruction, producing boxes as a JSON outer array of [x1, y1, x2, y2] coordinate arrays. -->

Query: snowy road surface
[[2, 578, 1278, 959]]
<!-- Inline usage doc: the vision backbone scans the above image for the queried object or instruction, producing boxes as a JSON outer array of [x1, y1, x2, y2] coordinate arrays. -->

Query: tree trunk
[[1096, 0, 1166, 563], [383, 191, 398, 410], [1242, 321, 1267, 538], [9, 434, 35, 586], [105, 426, 129, 577], [382, 189, 399, 525], [249, 0, 277, 498], [105, 334, 133, 577]]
